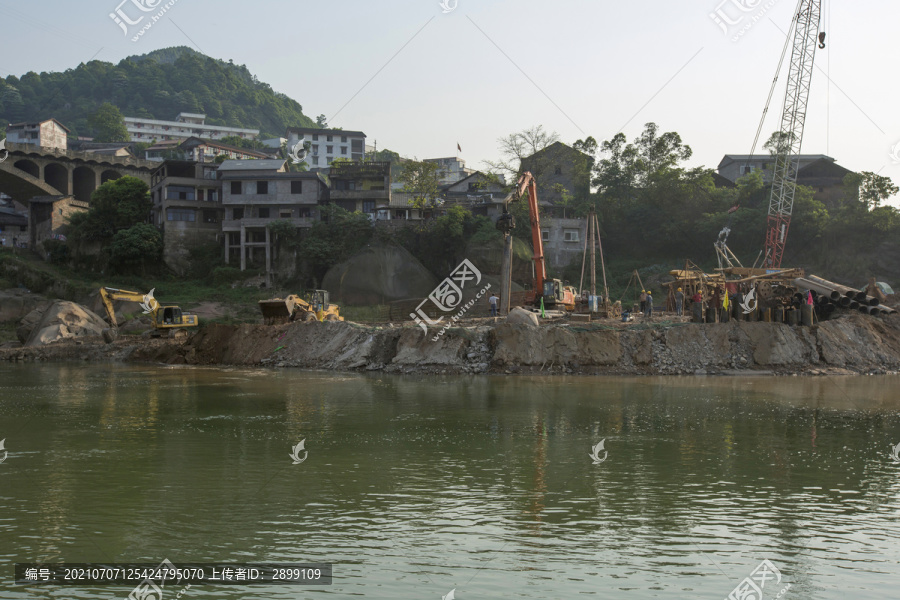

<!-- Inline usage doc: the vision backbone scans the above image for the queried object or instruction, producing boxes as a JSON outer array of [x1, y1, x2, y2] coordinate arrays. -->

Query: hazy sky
[[2, 0, 898, 201]]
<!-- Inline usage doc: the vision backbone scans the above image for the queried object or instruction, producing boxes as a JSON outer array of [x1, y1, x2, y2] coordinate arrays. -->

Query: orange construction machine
[[496, 172, 577, 313]]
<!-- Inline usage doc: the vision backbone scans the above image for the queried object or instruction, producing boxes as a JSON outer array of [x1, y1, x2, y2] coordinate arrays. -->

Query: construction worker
[[691, 290, 703, 322], [644, 290, 653, 319], [489, 293, 499, 317], [639, 290, 647, 314], [675, 287, 684, 316]]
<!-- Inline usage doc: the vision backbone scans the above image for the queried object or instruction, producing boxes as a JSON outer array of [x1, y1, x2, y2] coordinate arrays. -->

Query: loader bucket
[[258, 297, 296, 322]]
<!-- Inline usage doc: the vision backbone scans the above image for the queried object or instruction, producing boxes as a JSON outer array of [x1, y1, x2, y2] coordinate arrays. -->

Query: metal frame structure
[[764, 0, 822, 268]]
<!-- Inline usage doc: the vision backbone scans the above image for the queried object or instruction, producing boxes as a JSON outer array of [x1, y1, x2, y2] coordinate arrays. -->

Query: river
[[1, 365, 899, 599]]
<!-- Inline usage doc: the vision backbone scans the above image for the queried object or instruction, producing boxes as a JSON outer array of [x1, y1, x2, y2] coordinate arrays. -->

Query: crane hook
[[818, 32, 826, 49]]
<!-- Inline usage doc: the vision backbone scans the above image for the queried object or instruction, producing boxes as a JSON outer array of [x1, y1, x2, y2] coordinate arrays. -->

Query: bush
[[42, 239, 70, 265], [210, 266, 244, 286]]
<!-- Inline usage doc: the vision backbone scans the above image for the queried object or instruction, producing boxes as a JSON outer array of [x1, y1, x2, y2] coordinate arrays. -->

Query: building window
[[279, 210, 292, 219], [741, 165, 755, 175], [312, 134, 319, 141], [203, 210, 218, 223], [258, 207, 270, 218], [327, 157, 333, 165], [563, 229, 579, 242], [341, 136, 347, 142], [341, 147, 347, 155], [208, 190, 218, 202], [395, 210, 405, 219], [312, 156, 319, 165], [541, 230, 550, 242], [257, 181, 269, 194], [167, 209, 195, 222], [299, 207, 311, 218], [326, 145, 333, 154], [312, 145, 319, 154], [232, 208, 244, 220], [327, 135, 333, 142], [818, 187, 825, 193], [231, 181, 242, 195], [166, 186, 195, 200], [363, 201, 375, 213], [197, 189, 204, 201], [291, 180, 303, 194]]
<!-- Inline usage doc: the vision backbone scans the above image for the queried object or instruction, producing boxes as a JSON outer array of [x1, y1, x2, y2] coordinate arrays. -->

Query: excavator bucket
[[258, 297, 298, 322]]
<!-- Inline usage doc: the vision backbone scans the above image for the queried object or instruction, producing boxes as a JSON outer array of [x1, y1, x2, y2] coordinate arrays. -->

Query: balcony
[[330, 190, 389, 200], [222, 218, 314, 230]]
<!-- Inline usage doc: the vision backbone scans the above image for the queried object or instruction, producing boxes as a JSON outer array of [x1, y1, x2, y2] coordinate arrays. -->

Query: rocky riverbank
[[3, 312, 900, 376]]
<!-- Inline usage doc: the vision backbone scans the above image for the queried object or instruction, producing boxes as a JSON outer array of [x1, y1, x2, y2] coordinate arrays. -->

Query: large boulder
[[322, 243, 439, 305], [507, 307, 540, 327], [23, 301, 109, 347]]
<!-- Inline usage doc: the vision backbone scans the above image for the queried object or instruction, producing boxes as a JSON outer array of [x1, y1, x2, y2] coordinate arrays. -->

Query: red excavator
[[496, 172, 577, 312]]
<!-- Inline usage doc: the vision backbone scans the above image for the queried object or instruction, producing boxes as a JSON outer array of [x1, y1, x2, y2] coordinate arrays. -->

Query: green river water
[[1, 364, 899, 599]]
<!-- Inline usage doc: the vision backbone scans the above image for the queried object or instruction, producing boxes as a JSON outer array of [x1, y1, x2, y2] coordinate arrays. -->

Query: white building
[[5, 118, 69, 150], [124, 112, 259, 143], [285, 127, 366, 169], [424, 156, 476, 185]]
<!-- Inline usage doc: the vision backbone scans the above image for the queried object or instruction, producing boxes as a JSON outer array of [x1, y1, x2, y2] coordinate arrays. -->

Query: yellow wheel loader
[[258, 290, 343, 324], [100, 287, 198, 342]]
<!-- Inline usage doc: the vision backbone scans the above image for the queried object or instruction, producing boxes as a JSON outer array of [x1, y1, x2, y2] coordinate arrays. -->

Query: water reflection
[[0, 366, 898, 599]]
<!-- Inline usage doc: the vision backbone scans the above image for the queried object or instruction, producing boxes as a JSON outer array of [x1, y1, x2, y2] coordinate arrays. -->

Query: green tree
[[398, 159, 442, 212], [220, 135, 267, 150], [316, 114, 328, 127], [843, 171, 898, 210], [68, 176, 152, 242], [89, 102, 129, 142], [298, 207, 373, 286], [108, 223, 163, 274]]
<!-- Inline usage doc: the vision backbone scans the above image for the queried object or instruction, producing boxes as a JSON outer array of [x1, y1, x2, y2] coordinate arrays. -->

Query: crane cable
[[725, 0, 804, 243]]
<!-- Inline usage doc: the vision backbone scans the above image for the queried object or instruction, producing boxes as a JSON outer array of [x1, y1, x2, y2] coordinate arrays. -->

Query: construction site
[[2, 0, 899, 376]]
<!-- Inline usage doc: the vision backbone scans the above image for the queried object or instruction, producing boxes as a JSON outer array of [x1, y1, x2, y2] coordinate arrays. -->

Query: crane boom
[[764, 0, 822, 268]]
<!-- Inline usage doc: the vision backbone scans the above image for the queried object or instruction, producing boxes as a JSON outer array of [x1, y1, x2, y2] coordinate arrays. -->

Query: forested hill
[[0, 46, 316, 138]]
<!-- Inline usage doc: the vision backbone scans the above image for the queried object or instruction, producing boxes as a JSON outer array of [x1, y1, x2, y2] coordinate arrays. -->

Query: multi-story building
[[440, 172, 507, 217], [124, 112, 259, 143], [520, 142, 593, 212], [717, 154, 836, 183], [27, 195, 88, 253], [285, 128, 366, 169], [149, 160, 224, 273], [328, 161, 391, 219], [219, 159, 328, 272], [5, 118, 69, 151], [424, 156, 476, 185]]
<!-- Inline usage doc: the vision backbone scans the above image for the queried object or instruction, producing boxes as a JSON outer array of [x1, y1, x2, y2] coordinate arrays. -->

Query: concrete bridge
[[0, 141, 156, 204]]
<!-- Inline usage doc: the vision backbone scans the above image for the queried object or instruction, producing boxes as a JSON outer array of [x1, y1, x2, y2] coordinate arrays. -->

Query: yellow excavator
[[99, 287, 198, 342], [258, 290, 343, 324]]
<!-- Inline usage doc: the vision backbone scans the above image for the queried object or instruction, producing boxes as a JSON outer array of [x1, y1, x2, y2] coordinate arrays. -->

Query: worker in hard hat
[[675, 287, 684, 316], [639, 290, 647, 314]]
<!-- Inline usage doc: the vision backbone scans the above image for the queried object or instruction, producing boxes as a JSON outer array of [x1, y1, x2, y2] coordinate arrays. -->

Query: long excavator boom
[[515, 172, 547, 295], [100, 287, 151, 328]]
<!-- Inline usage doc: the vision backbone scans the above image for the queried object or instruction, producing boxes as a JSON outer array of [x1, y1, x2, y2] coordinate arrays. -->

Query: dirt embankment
[[7, 313, 899, 376]]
